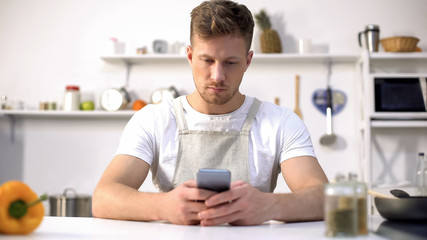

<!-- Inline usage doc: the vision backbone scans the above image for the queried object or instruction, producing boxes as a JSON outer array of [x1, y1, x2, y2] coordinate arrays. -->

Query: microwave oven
[[374, 77, 427, 112]]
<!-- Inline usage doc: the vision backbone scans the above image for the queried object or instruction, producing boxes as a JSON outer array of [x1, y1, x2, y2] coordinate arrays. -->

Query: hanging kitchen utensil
[[293, 74, 303, 119], [312, 59, 346, 116], [320, 87, 337, 145], [320, 60, 337, 145], [150, 86, 179, 104], [312, 89, 346, 116], [100, 87, 130, 111]]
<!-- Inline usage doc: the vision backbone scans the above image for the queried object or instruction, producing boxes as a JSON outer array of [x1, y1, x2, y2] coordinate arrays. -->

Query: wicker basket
[[380, 36, 419, 52]]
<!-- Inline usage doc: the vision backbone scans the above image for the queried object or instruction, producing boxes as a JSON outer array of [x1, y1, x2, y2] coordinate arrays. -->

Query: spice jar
[[325, 174, 357, 237], [63, 85, 80, 111], [348, 173, 368, 235]]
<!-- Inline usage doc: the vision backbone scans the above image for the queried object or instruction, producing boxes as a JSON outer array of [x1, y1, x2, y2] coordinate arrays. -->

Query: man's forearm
[[92, 183, 165, 221], [271, 184, 325, 222]]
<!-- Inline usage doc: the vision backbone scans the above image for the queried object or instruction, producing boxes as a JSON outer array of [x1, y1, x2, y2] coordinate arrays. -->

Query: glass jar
[[63, 85, 80, 111], [325, 174, 357, 237], [348, 173, 368, 235]]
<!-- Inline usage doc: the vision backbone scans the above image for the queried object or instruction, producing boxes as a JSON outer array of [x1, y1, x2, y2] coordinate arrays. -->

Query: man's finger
[[230, 180, 247, 188], [182, 179, 197, 188], [200, 206, 242, 226]]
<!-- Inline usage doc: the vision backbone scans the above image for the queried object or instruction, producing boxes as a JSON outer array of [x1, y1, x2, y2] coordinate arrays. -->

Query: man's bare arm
[[92, 154, 215, 225], [273, 156, 328, 222], [197, 156, 328, 225]]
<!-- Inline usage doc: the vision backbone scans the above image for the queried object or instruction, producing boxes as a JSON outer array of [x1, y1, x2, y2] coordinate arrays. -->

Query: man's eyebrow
[[198, 54, 242, 60]]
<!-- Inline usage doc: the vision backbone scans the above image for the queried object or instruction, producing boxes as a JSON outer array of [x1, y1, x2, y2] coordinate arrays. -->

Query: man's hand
[[197, 181, 277, 226], [161, 180, 217, 225]]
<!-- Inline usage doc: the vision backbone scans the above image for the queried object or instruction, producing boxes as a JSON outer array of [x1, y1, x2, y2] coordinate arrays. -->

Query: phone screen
[[197, 169, 231, 192]]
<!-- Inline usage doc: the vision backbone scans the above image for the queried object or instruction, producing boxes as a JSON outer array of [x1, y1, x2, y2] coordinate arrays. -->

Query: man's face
[[187, 34, 252, 106]]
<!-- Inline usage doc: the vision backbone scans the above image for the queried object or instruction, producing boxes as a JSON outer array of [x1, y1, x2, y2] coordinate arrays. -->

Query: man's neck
[[186, 92, 245, 115]]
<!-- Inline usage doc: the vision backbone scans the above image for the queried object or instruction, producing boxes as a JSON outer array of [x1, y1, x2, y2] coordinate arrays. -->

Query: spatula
[[294, 74, 303, 119]]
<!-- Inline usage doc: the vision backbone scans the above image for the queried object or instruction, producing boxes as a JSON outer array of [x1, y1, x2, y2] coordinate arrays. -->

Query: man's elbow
[[91, 187, 105, 218]]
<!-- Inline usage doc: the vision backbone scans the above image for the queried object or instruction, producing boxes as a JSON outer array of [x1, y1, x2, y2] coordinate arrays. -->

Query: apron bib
[[170, 97, 261, 190]]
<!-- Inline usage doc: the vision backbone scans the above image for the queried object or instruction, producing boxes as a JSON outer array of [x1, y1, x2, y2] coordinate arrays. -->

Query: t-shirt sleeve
[[115, 106, 156, 165], [279, 111, 316, 163]]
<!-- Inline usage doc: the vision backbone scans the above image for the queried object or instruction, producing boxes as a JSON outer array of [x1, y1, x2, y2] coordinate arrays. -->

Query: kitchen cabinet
[[357, 51, 427, 211]]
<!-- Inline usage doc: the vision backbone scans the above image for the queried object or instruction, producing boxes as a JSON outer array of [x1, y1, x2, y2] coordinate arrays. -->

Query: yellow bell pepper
[[0, 180, 47, 235]]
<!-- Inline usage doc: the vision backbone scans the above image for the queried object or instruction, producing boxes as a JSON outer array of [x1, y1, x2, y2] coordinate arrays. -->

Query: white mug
[[297, 38, 312, 54]]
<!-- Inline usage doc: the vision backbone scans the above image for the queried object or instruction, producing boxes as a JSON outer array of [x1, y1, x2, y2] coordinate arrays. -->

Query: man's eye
[[203, 59, 214, 63], [226, 61, 237, 65]]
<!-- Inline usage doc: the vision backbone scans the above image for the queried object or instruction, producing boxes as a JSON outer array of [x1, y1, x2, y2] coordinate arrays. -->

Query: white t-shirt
[[116, 96, 316, 192]]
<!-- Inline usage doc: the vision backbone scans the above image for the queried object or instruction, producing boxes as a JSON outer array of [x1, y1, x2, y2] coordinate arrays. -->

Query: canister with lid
[[63, 85, 80, 111], [348, 173, 368, 235], [324, 173, 358, 237]]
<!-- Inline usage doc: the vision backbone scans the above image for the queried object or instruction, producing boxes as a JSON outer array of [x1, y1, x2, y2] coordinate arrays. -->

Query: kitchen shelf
[[101, 53, 361, 65], [252, 53, 360, 64], [369, 52, 427, 60], [0, 110, 135, 143], [101, 54, 187, 64], [0, 110, 135, 118], [370, 112, 427, 120], [371, 120, 427, 128], [358, 51, 427, 214], [370, 73, 427, 78]]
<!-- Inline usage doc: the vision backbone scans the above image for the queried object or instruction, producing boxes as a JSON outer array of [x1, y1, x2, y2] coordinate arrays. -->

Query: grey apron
[[170, 97, 261, 190]]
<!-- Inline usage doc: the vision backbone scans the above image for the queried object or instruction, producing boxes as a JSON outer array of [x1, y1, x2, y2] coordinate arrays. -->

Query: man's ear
[[244, 50, 254, 72], [187, 45, 193, 64]]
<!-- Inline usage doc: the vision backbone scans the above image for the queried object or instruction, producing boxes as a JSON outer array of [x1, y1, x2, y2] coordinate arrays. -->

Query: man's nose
[[211, 63, 225, 82]]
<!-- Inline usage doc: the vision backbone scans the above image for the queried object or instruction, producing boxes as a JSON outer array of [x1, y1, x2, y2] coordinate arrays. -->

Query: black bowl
[[374, 197, 427, 222]]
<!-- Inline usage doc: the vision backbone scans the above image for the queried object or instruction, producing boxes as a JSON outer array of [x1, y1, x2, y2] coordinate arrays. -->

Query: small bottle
[[348, 173, 368, 235], [325, 173, 358, 237], [415, 152, 427, 196], [63, 85, 80, 111], [1, 95, 7, 110]]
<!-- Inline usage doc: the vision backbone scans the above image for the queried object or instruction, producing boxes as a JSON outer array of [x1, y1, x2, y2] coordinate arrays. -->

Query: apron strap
[[241, 98, 261, 132], [173, 97, 188, 132]]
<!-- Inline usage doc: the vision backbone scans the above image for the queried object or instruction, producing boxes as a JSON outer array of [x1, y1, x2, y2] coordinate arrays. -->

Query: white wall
[[1, 0, 427, 198]]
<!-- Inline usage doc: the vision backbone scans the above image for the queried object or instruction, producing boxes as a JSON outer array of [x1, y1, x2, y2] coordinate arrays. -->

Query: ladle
[[320, 87, 336, 145]]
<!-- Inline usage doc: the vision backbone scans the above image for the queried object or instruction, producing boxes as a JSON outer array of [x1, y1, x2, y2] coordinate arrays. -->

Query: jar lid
[[66, 85, 80, 91]]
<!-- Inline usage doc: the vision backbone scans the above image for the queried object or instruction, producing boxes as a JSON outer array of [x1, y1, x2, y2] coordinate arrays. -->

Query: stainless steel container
[[358, 24, 380, 52], [49, 188, 92, 217]]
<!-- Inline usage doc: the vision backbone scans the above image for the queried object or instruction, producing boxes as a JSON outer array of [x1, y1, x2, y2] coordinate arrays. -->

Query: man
[[93, 0, 328, 226]]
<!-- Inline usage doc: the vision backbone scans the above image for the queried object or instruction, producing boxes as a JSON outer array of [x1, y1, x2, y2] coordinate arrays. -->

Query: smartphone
[[197, 169, 231, 192]]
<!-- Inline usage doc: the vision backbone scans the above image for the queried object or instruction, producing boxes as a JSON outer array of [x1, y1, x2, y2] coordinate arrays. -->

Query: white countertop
[[1, 216, 391, 240]]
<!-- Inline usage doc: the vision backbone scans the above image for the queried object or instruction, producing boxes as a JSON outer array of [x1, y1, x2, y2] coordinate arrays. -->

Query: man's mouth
[[207, 86, 226, 93]]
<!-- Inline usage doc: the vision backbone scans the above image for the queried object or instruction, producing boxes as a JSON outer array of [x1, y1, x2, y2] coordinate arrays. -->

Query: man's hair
[[190, 0, 254, 52]]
